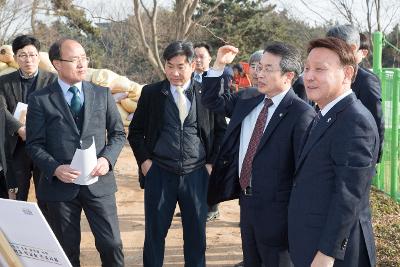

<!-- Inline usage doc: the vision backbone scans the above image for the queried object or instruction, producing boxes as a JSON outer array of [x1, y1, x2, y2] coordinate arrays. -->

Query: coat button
[[341, 238, 348, 250]]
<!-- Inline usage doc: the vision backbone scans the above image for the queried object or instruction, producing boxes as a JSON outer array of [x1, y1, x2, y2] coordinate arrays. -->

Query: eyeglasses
[[256, 65, 282, 73], [58, 57, 90, 64], [17, 53, 38, 60]]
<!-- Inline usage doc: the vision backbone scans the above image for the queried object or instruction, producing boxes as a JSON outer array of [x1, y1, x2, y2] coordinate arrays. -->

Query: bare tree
[[0, 0, 31, 43]]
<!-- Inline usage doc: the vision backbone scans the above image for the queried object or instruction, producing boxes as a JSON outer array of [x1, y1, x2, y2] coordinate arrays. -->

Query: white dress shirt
[[58, 78, 84, 105], [170, 79, 192, 111], [320, 89, 353, 116], [238, 89, 290, 176]]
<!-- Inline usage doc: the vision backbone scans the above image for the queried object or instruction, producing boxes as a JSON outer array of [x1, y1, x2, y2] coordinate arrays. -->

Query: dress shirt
[[238, 89, 290, 176], [58, 78, 84, 105], [170, 80, 192, 112], [320, 89, 353, 116]]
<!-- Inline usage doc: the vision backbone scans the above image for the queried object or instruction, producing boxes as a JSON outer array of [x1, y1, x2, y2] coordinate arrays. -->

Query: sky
[[76, 0, 400, 33]]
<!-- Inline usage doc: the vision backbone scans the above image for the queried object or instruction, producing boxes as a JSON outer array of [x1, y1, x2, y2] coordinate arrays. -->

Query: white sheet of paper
[[13, 102, 28, 120], [70, 137, 99, 185], [0, 199, 72, 267]]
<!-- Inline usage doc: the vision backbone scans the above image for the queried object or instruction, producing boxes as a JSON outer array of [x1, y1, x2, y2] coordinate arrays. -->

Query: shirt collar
[[320, 89, 353, 116], [19, 69, 38, 80], [265, 88, 290, 107], [170, 79, 191, 94], [58, 78, 83, 95]]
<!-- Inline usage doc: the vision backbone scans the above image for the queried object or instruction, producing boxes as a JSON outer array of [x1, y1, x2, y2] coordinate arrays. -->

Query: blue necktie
[[68, 86, 82, 114], [194, 73, 202, 83]]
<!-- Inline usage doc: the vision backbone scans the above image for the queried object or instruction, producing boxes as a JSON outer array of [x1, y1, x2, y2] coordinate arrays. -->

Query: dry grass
[[371, 187, 400, 267]]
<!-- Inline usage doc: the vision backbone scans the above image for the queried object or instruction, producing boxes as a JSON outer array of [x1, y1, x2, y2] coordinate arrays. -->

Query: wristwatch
[[8, 188, 18, 194]]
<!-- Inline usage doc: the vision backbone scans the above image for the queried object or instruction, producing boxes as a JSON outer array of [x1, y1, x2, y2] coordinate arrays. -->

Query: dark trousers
[[240, 194, 293, 267], [46, 186, 124, 267], [0, 170, 7, 199], [9, 140, 47, 216], [143, 163, 209, 267]]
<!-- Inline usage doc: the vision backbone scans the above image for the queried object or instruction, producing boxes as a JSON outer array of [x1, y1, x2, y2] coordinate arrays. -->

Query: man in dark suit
[[327, 24, 384, 162], [25, 38, 125, 267], [0, 97, 8, 198], [202, 43, 315, 267], [128, 41, 226, 267], [0, 35, 56, 206], [288, 37, 379, 267]]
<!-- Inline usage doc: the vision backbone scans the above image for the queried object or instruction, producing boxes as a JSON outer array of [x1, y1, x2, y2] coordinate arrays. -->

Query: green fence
[[372, 31, 400, 202]]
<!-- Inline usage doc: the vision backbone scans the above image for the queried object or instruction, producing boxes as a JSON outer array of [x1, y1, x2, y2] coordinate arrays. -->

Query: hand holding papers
[[13, 102, 28, 124], [70, 137, 99, 185]]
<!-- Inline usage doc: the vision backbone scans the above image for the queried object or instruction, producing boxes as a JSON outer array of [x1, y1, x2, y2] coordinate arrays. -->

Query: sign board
[[0, 199, 71, 267]]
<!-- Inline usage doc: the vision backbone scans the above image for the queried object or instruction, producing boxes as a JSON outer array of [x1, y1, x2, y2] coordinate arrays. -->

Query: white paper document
[[13, 102, 28, 123], [0, 199, 72, 267], [70, 137, 99, 185]]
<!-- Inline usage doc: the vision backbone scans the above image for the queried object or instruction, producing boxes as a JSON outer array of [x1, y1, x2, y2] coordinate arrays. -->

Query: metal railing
[[372, 32, 400, 202]]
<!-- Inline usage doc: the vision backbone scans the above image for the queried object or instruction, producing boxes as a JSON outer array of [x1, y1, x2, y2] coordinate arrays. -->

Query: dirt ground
[[52, 142, 243, 267]]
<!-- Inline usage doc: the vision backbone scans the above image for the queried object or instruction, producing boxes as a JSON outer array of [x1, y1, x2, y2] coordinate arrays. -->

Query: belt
[[242, 186, 252, 196]]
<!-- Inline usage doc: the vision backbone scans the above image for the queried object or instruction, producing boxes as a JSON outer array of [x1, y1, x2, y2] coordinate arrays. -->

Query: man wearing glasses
[[202, 43, 315, 266], [25, 38, 126, 267], [0, 35, 56, 209]]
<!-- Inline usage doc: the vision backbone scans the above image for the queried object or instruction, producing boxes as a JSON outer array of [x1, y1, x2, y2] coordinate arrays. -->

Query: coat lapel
[[221, 94, 265, 145], [256, 89, 295, 152], [81, 81, 94, 135], [295, 93, 357, 172], [35, 70, 50, 92], [10, 71, 22, 104], [49, 82, 80, 135]]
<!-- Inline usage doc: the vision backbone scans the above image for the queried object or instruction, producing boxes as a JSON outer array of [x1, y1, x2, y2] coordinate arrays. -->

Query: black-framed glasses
[[17, 53, 38, 60], [58, 57, 90, 64]]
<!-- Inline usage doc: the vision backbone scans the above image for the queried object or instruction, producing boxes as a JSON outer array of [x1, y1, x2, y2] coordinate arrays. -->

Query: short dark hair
[[12, 35, 40, 54], [194, 42, 212, 56], [232, 63, 244, 73], [359, 33, 370, 51], [48, 38, 71, 65], [307, 37, 358, 82], [163, 41, 195, 63], [264, 42, 302, 84]]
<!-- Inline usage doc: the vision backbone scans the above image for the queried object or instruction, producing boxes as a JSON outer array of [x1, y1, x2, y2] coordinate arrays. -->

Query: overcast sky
[[78, 0, 399, 33]]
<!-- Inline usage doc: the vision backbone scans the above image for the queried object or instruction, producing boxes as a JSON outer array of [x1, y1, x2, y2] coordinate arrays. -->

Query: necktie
[[194, 73, 202, 83], [68, 86, 82, 114], [176, 86, 188, 126], [309, 110, 322, 136], [239, 98, 273, 190]]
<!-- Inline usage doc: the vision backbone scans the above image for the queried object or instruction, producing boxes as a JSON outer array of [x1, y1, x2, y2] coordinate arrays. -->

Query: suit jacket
[[0, 97, 7, 174], [128, 79, 227, 188], [352, 67, 384, 161], [0, 70, 57, 153], [202, 77, 315, 247], [25, 81, 126, 202], [288, 93, 379, 266]]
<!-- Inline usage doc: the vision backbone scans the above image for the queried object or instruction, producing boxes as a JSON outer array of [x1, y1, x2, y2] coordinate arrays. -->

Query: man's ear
[[343, 65, 355, 83], [350, 43, 358, 53]]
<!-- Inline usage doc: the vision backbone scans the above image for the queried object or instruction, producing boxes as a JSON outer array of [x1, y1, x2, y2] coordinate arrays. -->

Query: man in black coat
[[327, 24, 384, 162], [128, 41, 226, 267], [288, 37, 379, 267], [0, 35, 56, 206], [202, 43, 315, 267]]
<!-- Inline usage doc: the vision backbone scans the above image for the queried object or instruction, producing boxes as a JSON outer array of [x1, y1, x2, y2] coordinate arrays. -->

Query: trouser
[[143, 163, 209, 267], [46, 186, 124, 267], [0, 170, 7, 199], [8, 140, 48, 217]]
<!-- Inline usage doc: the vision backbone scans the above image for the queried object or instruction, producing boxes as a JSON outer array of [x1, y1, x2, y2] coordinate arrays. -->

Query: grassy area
[[371, 187, 400, 267]]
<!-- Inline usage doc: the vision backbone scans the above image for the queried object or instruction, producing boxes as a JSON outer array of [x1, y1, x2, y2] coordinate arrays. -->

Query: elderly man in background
[[0, 35, 56, 212]]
